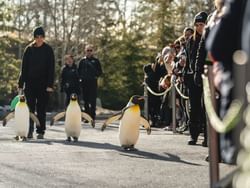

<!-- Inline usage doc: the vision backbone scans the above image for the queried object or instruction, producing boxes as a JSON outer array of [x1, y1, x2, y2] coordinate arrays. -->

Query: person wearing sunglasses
[[78, 45, 102, 122]]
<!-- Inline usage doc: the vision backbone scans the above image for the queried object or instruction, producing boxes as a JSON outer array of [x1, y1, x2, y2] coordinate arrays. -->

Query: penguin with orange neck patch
[[3, 95, 40, 141], [101, 95, 151, 150]]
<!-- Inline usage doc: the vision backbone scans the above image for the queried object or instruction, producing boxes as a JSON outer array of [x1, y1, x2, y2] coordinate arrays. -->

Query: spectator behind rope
[[159, 46, 176, 130], [184, 11, 208, 146], [143, 53, 167, 127]]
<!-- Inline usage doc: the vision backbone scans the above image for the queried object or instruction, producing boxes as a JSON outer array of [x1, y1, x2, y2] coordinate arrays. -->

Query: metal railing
[[143, 74, 189, 133]]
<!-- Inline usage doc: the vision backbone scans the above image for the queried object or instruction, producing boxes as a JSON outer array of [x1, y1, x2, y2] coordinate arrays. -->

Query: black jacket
[[206, 0, 246, 72], [185, 34, 202, 75], [60, 63, 80, 93], [143, 63, 167, 90], [78, 56, 102, 81], [18, 42, 55, 88]]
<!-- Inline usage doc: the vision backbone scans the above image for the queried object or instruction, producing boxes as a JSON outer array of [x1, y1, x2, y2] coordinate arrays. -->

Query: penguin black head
[[19, 95, 26, 102], [70, 93, 78, 101], [130, 95, 144, 106]]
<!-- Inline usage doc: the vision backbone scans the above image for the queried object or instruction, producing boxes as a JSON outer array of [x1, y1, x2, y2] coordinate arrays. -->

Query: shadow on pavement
[[119, 150, 201, 166], [25, 139, 201, 166]]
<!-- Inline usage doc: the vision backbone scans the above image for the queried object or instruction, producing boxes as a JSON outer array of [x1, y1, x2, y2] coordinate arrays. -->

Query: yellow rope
[[145, 83, 172, 96], [202, 74, 242, 133]]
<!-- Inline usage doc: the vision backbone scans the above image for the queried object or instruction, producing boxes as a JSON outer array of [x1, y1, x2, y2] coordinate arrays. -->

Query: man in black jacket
[[78, 45, 102, 121], [18, 26, 55, 139]]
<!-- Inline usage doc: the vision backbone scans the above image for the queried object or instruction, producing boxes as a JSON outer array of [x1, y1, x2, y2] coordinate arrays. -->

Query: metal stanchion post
[[206, 65, 219, 188], [144, 82, 149, 120], [171, 75, 176, 133]]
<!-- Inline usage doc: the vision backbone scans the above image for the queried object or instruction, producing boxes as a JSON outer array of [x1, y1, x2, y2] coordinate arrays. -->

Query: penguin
[[101, 95, 151, 150], [2, 95, 40, 141], [50, 93, 94, 142]]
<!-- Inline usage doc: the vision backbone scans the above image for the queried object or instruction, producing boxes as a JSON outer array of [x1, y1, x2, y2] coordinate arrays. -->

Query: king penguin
[[101, 95, 151, 150], [3, 95, 40, 141], [50, 93, 94, 142]]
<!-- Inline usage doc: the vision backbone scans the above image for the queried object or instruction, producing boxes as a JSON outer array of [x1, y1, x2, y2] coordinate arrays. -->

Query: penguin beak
[[19, 95, 25, 102], [71, 93, 77, 101]]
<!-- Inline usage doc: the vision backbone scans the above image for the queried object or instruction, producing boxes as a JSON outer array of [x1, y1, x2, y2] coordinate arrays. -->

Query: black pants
[[159, 92, 172, 126], [81, 79, 97, 120], [148, 92, 161, 125], [186, 74, 206, 141], [25, 85, 49, 135]]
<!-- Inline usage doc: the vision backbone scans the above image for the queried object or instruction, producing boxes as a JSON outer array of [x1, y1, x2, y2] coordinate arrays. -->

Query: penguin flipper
[[50, 112, 66, 126], [101, 113, 122, 131], [81, 112, 94, 128], [140, 116, 151, 135], [30, 112, 40, 127], [2, 112, 15, 126]]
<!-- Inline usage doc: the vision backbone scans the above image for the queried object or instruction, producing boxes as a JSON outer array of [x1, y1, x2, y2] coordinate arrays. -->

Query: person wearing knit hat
[[33, 26, 45, 38], [18, 26, 55, 139], [183, 11, 207, 146], [194, 11, 208, 25]]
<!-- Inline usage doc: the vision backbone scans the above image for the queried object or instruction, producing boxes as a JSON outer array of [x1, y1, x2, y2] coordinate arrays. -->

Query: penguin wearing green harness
[[101, 95, 151, 150], [50, 93, 94, 142], [3, 95, 40, 141]]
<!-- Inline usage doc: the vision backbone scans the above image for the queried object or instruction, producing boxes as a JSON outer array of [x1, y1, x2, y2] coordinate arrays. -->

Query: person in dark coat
[[184, 12, 208, 145], [60, 54, 80, 107], [143, 53, 167, 127], [18, 26, 55, 139], [206, 0, 247, 164], [78, 45, 102, 121]]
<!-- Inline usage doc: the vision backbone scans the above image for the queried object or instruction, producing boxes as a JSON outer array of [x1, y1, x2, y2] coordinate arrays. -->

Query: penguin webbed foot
[[122, 145, 135, 151], [73, 137, 78, 142], [66, 137, 71, 142], [146, 128, 151, 135], [101, 124, 107, 131], [14, 136, 20, 141], [21, 136, 27, 141], [91, 120, 95, 128]]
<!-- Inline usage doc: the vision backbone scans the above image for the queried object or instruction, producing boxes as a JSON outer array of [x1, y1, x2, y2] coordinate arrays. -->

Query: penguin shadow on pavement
[[24, 139, 200, 166], [119, 150, 201, 166]]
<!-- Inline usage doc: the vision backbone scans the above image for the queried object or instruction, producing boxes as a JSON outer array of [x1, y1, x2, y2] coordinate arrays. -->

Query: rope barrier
[[145, 83, 172, 96], [202, 74, 243, 133], [174, 83, 189, 100]]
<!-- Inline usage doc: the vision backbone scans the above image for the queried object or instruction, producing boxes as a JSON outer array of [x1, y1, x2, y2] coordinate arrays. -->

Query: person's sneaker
[[37, 134, 44, 139], [202, 140, 208, 147], [188, 139, 197, 145], [163, 126, 173, 131], [176, 124, 188, 133]]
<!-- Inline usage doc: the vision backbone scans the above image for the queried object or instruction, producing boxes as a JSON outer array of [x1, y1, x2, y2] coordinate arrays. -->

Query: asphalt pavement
[[0, 114, 236, 188]]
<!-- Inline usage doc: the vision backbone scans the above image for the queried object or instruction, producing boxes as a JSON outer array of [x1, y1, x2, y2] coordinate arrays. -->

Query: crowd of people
[[144, 0, 249, 165], [144, 11, 208, 147]]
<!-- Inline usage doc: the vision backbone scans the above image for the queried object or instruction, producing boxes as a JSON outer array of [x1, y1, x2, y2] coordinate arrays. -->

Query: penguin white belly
[[14, 104, 29, 137], [119, 109, 140, 146], [65, 105, 81, 137]]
